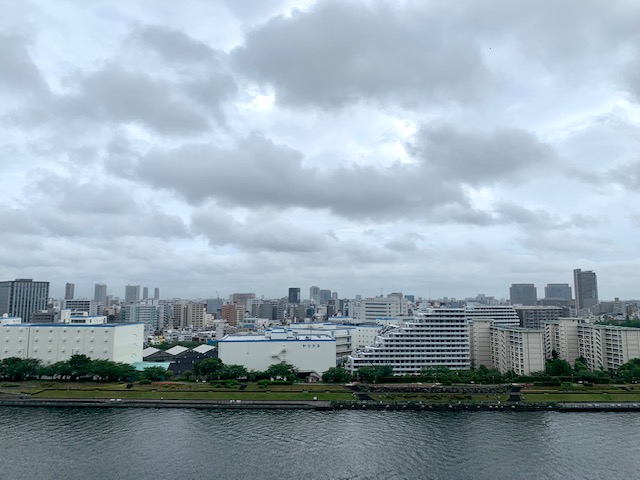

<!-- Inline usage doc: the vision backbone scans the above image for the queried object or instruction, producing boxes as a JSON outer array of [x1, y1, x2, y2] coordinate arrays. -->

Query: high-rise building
[[509, 284, 537, 306], [124, 285, 140, 304], [64, 283, 75, 300], [544, 283, 572, 301], [288, 287, 301, 304], [0, 279, 50, 321], [142, 287, 149, 300], [94, 283, 107, 307], [310, 286, 320, 303], [319, 289, 332, 304], [573, 269, 598, 311], [154, 287, 160, 300]]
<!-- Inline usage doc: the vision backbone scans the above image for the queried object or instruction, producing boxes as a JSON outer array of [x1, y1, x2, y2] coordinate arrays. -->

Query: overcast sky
[[2, 0, 640, 301]]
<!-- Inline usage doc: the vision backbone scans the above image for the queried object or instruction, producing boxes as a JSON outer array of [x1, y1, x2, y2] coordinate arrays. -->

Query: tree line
[[0, 355, 167, 382]]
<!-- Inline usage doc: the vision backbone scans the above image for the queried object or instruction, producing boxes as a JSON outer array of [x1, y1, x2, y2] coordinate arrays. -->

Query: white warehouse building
[[218, 328, 336, 374], [0, 323, 144, 364]]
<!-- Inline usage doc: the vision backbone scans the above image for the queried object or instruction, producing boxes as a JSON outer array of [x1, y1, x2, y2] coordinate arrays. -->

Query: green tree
[[574, 356, 588, 372], [141, 366, 170, 381], [356, 365, 393, 383], [193, 358, 224, 380], [266, 363, 297, 382], [0, 357, 42, 380], [322, 366, 352, 383], [69, 354, 93, 379], [545, 357, 573, 376], [220, 364, 248, 380], [617, 358, 640, 382]]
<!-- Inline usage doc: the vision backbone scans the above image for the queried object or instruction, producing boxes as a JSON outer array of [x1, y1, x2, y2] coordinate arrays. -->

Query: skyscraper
[[64, 283, 75, 300], [154, 287, 160, 300], [94, 283, 107, 306], [310, 286, 320, 303], [574, 269, 598, 311], [125, 285, 141, 304], [0, 279, 50, 321], [544, 283, 572, 301], [288, 287, 301, 304], [509, 284, 537, 306], [143, 287, 149, 300]]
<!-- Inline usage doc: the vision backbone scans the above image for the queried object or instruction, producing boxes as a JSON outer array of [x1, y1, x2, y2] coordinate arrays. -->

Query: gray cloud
[[232, 1, 490, 109], [132, 25, 218, 65], [408, 125, 557, 186], [0, 34, 48, 95], [132, 132, 469, 220], [191, 205, 333, 253]]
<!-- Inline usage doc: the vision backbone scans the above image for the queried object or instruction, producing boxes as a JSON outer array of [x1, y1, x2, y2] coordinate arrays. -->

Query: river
[[1, 408, 639, 479]]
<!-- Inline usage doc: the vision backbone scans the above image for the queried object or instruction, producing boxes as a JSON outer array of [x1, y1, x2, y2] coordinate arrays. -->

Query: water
[[1, 408, 639, 480]]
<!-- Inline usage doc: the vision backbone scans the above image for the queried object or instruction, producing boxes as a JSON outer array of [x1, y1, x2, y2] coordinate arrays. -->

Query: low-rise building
[[0, 322, 143, 364], [218, 328, 336, 374]]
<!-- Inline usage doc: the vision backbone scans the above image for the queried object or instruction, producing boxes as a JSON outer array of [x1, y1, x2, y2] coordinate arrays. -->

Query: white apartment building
[[469, 319, 493, 369], [578, 324, 640, 372], [218, 328, 336, 374], [288, 323, 383, 365], [464, 305, 520, 326], [346, 308, 470, 375], [353, 294, 409, 323], [543, 318, 582, 364], [490, 325, 544, 376], [0, 323, 144, 364]]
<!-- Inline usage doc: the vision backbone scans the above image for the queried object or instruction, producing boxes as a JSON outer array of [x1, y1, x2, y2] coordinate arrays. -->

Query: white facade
[[0, 323, 144, 364], [490, 325, 544, 375], [0, 315, 21, 325], [543, 318, 582, 364], [354, 294, 409, 323], [218, 328, 336, 374], [463, 305, 520, 326], [347, 308, 471, 375], [469, 319, 493, 369], [578, 324, 640, 372], [288, 323, 383, 364]]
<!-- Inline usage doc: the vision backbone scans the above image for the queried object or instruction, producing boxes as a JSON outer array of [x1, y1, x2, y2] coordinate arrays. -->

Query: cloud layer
[[1, 0, 640, 300]]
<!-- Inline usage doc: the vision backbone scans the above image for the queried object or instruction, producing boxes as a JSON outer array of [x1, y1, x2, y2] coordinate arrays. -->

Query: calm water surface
[[1, 408, 639, 480]]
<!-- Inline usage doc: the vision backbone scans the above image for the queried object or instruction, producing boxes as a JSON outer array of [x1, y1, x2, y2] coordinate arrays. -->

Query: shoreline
[[2, 397, 640, 412]]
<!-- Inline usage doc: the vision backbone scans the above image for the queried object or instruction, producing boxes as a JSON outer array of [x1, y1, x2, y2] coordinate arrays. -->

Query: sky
[[1, 0, 640, 301]]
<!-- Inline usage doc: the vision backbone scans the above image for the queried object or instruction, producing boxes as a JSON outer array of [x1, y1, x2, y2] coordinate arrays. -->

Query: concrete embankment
[[2, 398, 640, 412], [0, 398, 333, 410]]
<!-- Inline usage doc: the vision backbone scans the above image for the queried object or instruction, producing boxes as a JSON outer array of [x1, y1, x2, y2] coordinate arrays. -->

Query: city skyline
[[2, 2, 640, 300]]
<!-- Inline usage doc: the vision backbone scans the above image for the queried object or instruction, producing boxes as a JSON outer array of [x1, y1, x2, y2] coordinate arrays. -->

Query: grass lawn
[[523, 392, 640, 403], [31, 388, 354, 401], [367, 393, 509, 403]]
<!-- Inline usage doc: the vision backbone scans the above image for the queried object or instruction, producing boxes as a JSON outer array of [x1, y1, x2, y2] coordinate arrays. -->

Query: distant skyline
[[2, 1, 640, 301]]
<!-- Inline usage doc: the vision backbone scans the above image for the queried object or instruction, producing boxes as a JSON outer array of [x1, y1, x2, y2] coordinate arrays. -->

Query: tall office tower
[[0, 279, 50, 321], [64, 283, 75, 300], [509, 284, 537, 306], [288, 287, 301, 304], [544, 284, 572, 302], [94, 283, 107, 306], [142, 287, 149, 300], [574, 269, 598, 311], [154, 287, 160, 300], [124, 285, 141, 304], [319, 289, 332, 304], [310, 286, 320, 303]]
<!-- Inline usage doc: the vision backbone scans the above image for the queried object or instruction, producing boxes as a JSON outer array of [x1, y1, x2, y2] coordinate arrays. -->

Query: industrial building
[[0, 322, 144, 364], [218, 328, 336, 374]]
